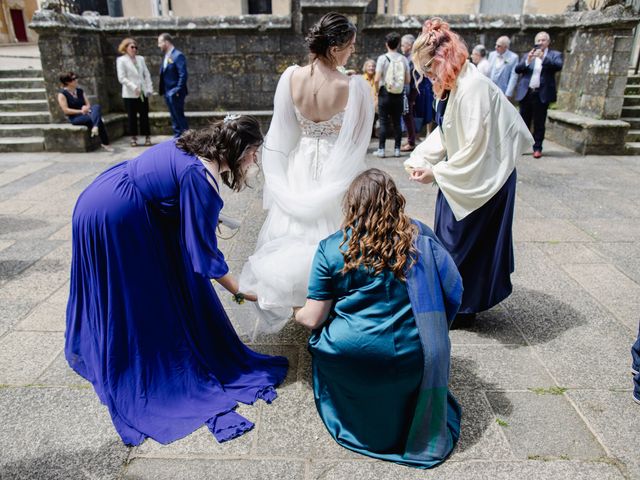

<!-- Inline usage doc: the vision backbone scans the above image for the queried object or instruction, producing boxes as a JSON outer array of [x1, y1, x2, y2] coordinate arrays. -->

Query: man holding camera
[[515, 31, 563, 159]]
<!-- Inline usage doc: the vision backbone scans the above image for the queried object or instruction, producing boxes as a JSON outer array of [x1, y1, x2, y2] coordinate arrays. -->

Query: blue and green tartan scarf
[[402, 220, 463, 468]]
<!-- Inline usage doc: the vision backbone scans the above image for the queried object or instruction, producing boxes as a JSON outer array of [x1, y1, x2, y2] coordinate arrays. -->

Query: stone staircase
[[622, 72, 640, 155], [0, 69, 48, 152]]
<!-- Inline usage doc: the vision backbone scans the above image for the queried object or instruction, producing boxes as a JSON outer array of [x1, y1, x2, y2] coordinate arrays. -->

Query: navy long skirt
[[434, 169, 516, 314]]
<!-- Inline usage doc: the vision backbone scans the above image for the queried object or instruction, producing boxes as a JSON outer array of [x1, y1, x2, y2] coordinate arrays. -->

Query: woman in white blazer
[[117, 38, 153, 147], [404, 18, 533, 328]]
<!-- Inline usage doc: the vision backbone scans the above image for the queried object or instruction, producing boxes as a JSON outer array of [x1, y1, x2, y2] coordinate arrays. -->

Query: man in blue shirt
[[487, 36, 518, 98], [158, 33, 189, 137]]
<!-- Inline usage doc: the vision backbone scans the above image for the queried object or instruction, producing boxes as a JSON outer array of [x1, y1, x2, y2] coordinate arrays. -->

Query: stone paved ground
[[0, 137, 639, 480]]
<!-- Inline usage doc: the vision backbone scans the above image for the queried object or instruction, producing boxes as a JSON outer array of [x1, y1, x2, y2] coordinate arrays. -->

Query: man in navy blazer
[[158, 33, 189, 137], [515, 31, 563, 158]]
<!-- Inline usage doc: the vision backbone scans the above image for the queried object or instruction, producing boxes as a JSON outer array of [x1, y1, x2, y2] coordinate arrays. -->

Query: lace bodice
[[294, 106, 344, 138]]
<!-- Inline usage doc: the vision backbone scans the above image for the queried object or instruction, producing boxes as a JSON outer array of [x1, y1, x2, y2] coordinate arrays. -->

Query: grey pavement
[[0, 137, 639, 480]]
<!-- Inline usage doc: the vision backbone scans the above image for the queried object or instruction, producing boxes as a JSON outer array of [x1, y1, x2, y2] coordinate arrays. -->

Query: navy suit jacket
[[514, 49, 563, 104], [159, 48, 188, 97]]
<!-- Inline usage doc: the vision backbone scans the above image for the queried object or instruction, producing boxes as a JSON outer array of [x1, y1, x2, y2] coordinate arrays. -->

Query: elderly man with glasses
[[487, 36, 519, 99]]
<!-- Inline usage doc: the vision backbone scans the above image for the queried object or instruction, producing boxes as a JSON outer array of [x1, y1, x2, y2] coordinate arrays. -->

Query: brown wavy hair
[[175, 115, 263, 192], [340, 168, 418, 281]]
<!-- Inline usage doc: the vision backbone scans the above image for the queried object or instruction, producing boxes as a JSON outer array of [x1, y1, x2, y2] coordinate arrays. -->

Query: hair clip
[[223, 113, 241, 125]]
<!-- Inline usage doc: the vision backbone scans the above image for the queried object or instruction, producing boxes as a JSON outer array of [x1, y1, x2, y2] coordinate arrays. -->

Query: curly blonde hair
[[340, 168, 418, 281]]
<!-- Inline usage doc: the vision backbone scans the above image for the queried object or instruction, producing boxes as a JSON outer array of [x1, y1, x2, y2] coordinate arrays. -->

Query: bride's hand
[[243, 292, 258, 302]]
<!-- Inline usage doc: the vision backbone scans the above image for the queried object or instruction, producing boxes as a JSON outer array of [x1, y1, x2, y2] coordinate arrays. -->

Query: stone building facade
[[0, 0, 39, 43]]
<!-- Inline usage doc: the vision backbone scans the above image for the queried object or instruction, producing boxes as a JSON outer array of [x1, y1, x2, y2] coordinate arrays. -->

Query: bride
[[239, 12, 374, 336]]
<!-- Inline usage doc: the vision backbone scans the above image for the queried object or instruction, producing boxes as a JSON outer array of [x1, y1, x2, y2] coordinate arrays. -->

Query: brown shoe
[[400, 143, 415, 152], [144, 136, 152, 147]]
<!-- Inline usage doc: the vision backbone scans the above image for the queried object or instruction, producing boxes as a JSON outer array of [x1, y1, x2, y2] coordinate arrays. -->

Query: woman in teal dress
[[294, 168, 463, 468]]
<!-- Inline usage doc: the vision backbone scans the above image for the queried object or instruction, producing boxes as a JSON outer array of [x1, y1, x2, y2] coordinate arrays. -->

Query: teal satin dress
[[307, 230, 425, 460]]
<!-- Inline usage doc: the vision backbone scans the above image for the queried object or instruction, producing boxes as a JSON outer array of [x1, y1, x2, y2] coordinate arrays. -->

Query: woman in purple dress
[[65, 116, 288, 446]]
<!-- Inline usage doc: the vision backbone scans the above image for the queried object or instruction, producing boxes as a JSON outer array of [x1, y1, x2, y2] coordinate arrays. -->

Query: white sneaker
[[394, 148, 401, 158], [100, 144, 115, 152], [373, 149, 385, 158]]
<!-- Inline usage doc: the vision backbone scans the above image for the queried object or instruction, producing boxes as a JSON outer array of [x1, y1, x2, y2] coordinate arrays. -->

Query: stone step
[[626, 129, 640, 142], [0, 78, 45, 89], [625, 141, 640, 154], [0, 69, 43, 78], [626, 75, 640, 85], [623, 95, 640, 107], [0, 99, 49, 112], [0, 124, 45, 138], [620, 117, 640, 129], [0, 136, 44, 152], [0, 111, 50, 124], [621, 105, 640, 117], [625, 85, 640, 95], [0, 88, 47, 101]]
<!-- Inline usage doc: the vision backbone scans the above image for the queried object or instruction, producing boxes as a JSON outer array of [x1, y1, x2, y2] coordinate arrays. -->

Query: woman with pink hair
[[404, 18, 533, 328]]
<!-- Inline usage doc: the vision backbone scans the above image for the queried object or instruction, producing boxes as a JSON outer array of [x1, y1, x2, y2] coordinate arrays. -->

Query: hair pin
[[223, 113, 241, 125]]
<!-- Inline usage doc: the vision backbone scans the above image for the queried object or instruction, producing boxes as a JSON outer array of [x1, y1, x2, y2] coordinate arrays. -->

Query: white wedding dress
[[238, 65, 374, 337]]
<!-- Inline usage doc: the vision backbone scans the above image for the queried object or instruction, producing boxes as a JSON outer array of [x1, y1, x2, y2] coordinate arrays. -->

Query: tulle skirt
[[240, 135, 344, 337]]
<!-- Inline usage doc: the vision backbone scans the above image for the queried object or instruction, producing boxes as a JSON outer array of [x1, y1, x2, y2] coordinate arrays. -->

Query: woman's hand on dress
[[409, 166, 435, 184]]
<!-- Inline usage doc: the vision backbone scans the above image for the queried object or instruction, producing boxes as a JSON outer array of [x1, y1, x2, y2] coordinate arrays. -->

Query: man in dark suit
[[515, 31, 563, 158], [158, 33, 189, 137]]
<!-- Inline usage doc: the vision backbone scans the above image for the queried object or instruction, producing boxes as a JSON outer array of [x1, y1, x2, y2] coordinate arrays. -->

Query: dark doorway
[[248, 0, 272, 14], [9, 9, 28, 42]]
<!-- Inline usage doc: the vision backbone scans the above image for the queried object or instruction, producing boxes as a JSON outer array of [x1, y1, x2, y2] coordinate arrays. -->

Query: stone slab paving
[[0, 137, 639, 479]]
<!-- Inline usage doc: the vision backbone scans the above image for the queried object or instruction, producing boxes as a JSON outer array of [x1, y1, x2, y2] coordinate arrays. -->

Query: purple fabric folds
[[65, 140, 288, 446]]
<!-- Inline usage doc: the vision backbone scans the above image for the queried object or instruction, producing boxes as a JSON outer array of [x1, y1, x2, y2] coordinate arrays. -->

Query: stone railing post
[[547, 6, 639, 154], [30, 10, 110, 123]]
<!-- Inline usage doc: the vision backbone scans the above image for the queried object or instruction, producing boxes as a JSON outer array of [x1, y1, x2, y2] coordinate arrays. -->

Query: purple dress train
[[65, 140, 288, 446]]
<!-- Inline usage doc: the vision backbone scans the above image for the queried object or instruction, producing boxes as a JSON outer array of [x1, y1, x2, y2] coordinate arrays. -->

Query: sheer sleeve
[[307, 241, 334, 301], [179, 165, 229, 279]]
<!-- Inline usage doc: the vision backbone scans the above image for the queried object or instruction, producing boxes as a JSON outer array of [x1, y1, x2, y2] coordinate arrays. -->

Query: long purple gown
[[65, 140, 288, 446]]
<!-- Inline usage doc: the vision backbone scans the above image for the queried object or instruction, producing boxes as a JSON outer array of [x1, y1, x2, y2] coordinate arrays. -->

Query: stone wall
[[557, 23, 634, 119], [31, 8, 575, 118]]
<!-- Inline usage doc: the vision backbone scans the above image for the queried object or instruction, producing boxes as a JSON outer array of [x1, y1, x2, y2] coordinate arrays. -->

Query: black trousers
[[519, 90, 548, 152], [123, 97, 150, 136], [378, 87, 403, 150]]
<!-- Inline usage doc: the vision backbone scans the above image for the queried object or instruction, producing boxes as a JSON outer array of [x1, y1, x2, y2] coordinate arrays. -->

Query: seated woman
[[57, 71, 113, 152], [294, 168, 463, 468]]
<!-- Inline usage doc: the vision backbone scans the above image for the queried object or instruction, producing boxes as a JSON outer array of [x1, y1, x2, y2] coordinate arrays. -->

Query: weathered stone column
[[546, 5, 639, 154]]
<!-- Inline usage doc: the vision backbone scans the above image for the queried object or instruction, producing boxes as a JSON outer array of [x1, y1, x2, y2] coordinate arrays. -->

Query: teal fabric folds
[[307, 221, 463, 468]]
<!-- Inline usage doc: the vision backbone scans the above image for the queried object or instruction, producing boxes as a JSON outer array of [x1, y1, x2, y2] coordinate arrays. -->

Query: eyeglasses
[[129, 45, 138, 50], [422, 57, 435, 75]]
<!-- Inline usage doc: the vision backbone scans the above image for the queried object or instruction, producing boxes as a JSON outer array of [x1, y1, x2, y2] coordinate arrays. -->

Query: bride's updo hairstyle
[[412, 17, 468, 97], [176, 115, 263, 192], [305, 12, 356, 69], [340, 168, 418, 281]]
